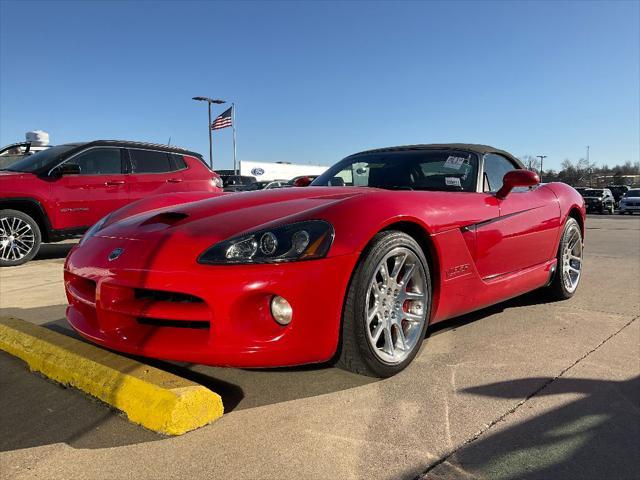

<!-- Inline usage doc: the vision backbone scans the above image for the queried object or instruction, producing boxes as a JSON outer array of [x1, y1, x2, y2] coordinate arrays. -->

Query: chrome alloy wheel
[[0, 215, 35, 262], [561, 223, 582, 294], [365, 247, 428, 364]]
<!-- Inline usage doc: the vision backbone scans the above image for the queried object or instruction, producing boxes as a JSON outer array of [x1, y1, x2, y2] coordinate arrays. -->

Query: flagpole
[[232, 103, 238, 175]]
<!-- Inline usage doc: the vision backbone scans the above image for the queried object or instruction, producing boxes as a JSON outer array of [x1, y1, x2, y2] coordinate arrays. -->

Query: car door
[[52, 147, 129, 229], [126, 148, 179, 201], [474, 153, 561, 279]]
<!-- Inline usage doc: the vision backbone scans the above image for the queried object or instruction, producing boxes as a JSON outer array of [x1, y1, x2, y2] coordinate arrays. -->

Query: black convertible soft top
[[350, 143, 524, 168]]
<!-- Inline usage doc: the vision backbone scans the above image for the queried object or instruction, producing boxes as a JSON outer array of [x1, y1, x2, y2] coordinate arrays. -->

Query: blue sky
[[1, 0, 638, 171]]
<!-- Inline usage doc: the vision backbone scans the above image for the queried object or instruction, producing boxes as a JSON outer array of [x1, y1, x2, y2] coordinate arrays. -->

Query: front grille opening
[[67, 274, 97, 302], [134, 288, 204, 304], [137, 317, 210, 329]]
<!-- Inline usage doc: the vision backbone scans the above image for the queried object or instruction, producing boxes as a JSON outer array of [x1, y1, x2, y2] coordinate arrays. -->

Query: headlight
[[212, 176, 223, 189], [79, 214, 111, 246], [198, 220, 334, 264]]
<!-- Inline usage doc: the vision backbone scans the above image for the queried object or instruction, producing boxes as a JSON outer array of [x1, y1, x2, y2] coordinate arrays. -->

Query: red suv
[[0, 140, 223, 266]]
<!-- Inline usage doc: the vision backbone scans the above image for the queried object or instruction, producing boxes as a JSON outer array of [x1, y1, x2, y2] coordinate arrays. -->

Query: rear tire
[[0, 209, 41, 267], [336, 231, 431, 377], [546, 218, 582, 300]]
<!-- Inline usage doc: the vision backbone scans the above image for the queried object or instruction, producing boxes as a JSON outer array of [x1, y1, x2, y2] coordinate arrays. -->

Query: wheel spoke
[[390, 253, 407, 281], [371, 322, 384, 343], [379, 263, 389, 282], [403, 311, 423, 323], [404, 290, 424, 300], [383, 327, 394, 357], [395, 326, 408, 351], [399, 262, 415, 286]]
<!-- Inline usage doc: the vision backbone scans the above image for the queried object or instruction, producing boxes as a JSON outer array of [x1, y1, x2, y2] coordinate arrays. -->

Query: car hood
[[97, 187, 369, 249]]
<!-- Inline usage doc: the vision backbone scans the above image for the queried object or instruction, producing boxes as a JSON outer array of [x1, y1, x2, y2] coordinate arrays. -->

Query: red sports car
[[65, 144, 585, 377]]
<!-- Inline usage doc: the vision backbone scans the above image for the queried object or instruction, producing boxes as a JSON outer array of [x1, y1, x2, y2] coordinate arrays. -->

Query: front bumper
[[65, 235, 359, 368]]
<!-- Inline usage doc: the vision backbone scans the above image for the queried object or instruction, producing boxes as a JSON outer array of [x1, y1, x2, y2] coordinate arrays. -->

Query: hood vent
[[140, 211, 189, 227]]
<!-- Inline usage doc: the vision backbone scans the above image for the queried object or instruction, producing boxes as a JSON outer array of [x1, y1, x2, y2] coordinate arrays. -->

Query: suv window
[[129, 149, 172, 173], [483, 153, 517, 192], [65, 148, 123, 175], [171, 154, 187, 170]]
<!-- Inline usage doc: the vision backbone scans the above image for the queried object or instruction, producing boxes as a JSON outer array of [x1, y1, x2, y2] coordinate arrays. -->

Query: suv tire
[[0, 209, 42, 266]]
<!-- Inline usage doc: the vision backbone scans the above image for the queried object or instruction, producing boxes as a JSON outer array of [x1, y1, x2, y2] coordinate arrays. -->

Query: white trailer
[[239, 160, 328, 182]]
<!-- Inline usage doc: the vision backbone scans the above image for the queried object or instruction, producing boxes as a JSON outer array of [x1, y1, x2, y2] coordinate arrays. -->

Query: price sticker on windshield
[[443, 156, 468, 170]]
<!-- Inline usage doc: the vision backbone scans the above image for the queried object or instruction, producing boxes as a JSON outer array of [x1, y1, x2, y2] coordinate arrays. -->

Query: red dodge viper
[[65, 144, 585, 377]]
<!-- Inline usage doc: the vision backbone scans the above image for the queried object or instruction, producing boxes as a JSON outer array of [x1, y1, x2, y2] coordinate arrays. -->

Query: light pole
[[537, 155, 547, 182], [192, 96, 226, 169]]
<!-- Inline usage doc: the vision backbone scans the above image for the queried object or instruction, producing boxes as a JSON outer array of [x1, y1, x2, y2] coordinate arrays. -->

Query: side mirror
[[52, 164, 81, 177], [293, 176, 313, 187], [496, 170, 540, 199]]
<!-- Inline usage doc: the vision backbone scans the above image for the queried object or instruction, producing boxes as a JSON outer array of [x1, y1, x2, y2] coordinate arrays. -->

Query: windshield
[[2, 144, 77, 173], [582, 189, 603, 197], [312, 149, 479, 191], [624, 190, 640, 198]]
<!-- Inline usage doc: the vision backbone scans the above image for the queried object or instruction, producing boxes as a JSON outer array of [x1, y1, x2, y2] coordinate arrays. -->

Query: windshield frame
[[311, 148, 482, 192]]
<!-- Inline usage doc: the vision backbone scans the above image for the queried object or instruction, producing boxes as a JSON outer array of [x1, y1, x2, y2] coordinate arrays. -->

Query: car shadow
[[0, 305, 376, 453], [422, 376, 640, 479], [427, 288, 556, 338], [34, 241, 76, 261]]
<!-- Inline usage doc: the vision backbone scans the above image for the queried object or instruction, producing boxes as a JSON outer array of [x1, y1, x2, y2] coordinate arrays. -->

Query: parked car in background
[[606, 184, 630, 206], [579, 188, 615, 214], [0, 131, 53, 169], [219, 174, 257, 192], [618, 189, 640, 215], [244, 179, 290, 190], [0, 141, 52, 169], [0, 140, 222, 266], [288, 175, 319, 187]]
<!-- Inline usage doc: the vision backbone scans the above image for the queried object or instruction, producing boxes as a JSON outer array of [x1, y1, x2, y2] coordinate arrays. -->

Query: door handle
[[105, 180, 125, 186], [166, 178, 183, 183]]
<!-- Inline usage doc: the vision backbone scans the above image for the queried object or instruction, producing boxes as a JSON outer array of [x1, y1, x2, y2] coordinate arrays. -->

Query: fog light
[[270, 295, 292, 325]]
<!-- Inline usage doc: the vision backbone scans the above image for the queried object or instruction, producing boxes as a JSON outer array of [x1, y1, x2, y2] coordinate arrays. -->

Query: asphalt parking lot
[[0, 215, 638, 480]]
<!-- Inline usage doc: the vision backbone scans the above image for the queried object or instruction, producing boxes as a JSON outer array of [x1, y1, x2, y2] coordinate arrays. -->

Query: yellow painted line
[[0, 316, 223, 435]]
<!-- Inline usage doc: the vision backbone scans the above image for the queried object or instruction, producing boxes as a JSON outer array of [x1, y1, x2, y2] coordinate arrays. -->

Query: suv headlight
[[198, 220, 334, 264], [212, 176, 223, 189], [79, 214, 111, 246]]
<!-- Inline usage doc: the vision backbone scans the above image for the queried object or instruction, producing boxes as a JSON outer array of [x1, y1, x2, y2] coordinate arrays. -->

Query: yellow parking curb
[[0, 316, 223, 435]]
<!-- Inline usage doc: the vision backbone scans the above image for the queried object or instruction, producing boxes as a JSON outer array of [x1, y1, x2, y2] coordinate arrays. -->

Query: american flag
[[211, 107, 233, 130]]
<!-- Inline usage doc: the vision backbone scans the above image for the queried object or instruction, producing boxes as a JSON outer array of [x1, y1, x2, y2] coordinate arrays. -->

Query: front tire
[[0, 209, 42, 267], [546, 218, 582, 300], [336, 231, 431, 377]]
